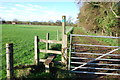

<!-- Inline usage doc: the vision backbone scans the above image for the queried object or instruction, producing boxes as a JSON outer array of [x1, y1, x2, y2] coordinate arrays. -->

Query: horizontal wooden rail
[[71, 66, 120, 71], [73, 44, 120, 48], [71, 57, 120, 61], [39, 49, 61, 54], [71, 62, 120, 66], [71, 52, 120, 56], [71, 34, 120, 39], [39, 39, 62, 44], [71, 71, 120, 76]]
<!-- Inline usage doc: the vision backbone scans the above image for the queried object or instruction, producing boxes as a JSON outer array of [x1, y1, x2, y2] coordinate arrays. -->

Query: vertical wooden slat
[[6, 43, 14, 80], [46, 33, 49, 50], [34, 36, 39, 65]]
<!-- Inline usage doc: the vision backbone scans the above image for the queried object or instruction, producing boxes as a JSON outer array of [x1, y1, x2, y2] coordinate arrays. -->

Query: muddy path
[[70, 28, 120, 79]]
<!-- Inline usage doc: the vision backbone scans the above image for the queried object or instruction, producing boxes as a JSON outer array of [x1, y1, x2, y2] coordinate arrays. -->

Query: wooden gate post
[[62, 16, 67, 64], [34, 36, 39, 65], [6, 43, 14, 80], [46, 33, 49, 50]]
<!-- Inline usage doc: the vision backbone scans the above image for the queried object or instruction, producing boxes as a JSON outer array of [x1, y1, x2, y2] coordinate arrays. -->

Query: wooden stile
[[6, 43, 14, 80]]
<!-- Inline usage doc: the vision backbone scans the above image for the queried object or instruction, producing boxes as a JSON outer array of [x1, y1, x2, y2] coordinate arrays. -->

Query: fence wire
[[1, 41, 35, 69], [13, 42, 34, 66]]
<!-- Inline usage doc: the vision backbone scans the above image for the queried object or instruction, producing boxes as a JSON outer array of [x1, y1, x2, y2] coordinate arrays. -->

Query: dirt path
[[71, 28, 120, 79]]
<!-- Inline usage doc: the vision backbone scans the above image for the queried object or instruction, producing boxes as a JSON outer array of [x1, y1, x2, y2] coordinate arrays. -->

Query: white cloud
[[0, 7, 6, 9], [27, 8, 36, 11], [11, 8, 17, 10], [14, 4, 47, 12], [15, 4, 47, 9], [15, 4, 26, 8], [27, 4, 48, 10]]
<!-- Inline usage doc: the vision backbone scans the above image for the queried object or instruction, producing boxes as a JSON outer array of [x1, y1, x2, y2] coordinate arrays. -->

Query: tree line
[[1, 18, 77, 27], [76, 2, 119, 36]]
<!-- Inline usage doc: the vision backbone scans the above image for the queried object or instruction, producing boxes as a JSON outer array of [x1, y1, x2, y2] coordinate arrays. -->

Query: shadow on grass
[[50, 44, 61, 51], [13, 61, 103, 80]]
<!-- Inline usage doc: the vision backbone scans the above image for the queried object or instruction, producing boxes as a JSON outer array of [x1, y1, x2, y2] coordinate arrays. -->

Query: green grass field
[[1, 24, 72, 79]]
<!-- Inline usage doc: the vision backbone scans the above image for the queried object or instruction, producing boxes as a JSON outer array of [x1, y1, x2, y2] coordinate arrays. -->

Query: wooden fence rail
[[39, 49, 61, 54], [39, 39, 62, 44]]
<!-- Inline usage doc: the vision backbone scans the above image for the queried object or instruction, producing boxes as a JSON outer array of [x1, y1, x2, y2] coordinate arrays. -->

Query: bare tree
[[66, 16, 74, 26]]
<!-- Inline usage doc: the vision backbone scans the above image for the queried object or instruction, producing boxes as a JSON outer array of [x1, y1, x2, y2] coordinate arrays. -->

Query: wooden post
[[46, 33, 49, 50], [57, 30, 59, 41], [6, 43, 14, 80], [34, 36, 39, 65], [45, 64, 50, 73], [62, 16, 67, 64], [62, 16, 66, 35], [45, 63, 54, 73]]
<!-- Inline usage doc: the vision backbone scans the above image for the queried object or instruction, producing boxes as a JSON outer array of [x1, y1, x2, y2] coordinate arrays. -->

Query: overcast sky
[[0, 1, 80, 22]]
